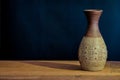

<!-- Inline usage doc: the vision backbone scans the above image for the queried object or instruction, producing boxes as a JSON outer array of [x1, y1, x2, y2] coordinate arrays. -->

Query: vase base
[[81, 66, 104, 71]]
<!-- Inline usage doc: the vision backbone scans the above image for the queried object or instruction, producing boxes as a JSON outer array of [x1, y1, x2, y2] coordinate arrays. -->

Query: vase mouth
[[84, 9, 103, 12]]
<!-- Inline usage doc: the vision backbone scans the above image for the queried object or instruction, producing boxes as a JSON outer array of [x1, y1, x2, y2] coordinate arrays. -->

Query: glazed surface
[[78, 37, 107, 71]]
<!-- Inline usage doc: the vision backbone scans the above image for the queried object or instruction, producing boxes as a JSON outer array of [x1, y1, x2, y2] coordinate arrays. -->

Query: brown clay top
[[84, 9, 103, 37]]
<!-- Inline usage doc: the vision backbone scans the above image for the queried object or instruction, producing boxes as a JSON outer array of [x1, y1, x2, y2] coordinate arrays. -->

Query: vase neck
[[84, 9, 103, 37]]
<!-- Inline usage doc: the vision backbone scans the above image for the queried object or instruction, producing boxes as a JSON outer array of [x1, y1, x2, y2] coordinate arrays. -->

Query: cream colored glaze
[[78, 37, 107, 71]]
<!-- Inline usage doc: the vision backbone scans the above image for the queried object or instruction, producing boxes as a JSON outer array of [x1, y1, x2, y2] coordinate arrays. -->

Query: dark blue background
[[1, 0, 120, 60]]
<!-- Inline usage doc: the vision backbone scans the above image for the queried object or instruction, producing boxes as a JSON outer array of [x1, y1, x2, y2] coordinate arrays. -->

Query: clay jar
[[78, 9, 107, 71]]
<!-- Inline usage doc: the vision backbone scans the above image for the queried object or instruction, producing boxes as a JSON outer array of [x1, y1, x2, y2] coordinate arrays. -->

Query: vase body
[[78, 10, 107, 71]]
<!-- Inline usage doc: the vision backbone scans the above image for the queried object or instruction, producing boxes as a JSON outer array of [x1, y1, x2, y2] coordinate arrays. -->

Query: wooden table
[[0, 61, 119, 80]]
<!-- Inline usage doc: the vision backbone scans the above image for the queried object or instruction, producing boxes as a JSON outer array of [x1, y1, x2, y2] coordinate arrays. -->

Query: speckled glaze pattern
[[78, 36, 107, 71]]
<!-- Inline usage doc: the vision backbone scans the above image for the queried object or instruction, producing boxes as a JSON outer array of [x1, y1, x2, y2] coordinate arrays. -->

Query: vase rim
[[84, 9, 103, 12]]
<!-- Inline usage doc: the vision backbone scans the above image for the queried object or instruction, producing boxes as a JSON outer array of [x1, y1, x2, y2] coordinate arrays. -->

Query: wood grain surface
[[0, 61, 119, 80]]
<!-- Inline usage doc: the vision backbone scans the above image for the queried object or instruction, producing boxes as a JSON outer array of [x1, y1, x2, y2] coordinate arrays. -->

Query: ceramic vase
[[78, 9, 107, 71]]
